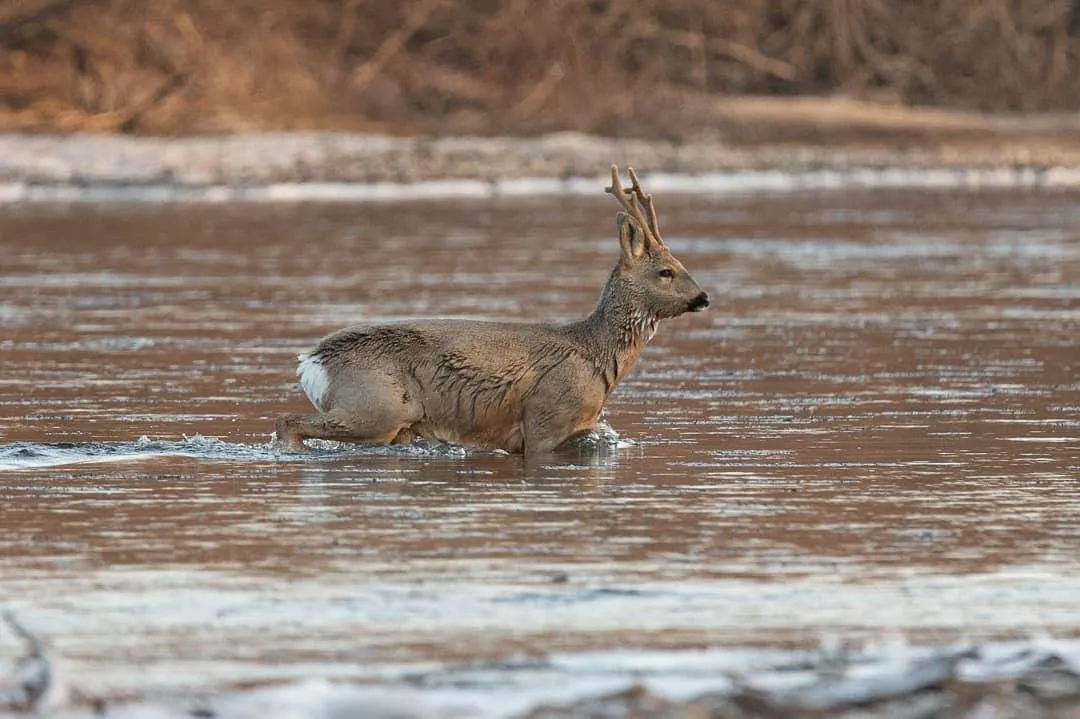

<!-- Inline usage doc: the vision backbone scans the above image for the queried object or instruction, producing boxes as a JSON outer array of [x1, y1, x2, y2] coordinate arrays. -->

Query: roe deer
[[275, 165, 709, 455]]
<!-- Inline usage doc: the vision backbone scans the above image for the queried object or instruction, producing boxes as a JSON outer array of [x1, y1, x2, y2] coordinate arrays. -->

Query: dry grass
[[1, 0, 1079, 136]]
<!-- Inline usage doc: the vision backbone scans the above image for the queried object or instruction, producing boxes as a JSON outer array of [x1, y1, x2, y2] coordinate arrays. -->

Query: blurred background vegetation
[[1, 0, 1078, 137]]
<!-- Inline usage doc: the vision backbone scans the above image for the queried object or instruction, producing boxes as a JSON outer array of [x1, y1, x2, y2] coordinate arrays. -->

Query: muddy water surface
[[1, 189, 1078, 703]]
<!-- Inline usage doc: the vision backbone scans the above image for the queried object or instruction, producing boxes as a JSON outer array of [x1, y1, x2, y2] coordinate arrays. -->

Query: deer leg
[[277, 367, 422, 451], [275, 410, 414, 451], [522, 403, 601, 456], [521, 366, 606, 456], [275, 413, 310, 451], [390, 427, 417, 445]]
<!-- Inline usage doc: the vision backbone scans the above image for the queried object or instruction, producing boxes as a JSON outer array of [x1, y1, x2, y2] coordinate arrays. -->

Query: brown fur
[[275, 166, 709, 455]]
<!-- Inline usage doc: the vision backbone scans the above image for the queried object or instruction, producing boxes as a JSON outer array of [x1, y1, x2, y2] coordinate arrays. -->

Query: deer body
[[276, 166, 708, 455]]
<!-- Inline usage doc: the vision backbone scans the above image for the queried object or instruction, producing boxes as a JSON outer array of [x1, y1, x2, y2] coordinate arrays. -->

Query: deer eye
[[658, 268, 675, 279]]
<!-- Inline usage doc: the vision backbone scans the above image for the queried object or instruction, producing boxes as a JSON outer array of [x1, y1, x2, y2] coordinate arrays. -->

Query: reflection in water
[[0, 189, 1078, 700]]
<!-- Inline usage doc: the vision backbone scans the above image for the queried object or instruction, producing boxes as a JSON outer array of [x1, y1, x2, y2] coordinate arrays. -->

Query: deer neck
[[569, 268, 659, 395]]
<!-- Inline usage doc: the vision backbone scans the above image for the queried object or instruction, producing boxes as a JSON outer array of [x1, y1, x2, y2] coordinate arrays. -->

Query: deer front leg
[[522, 384, 604, 456]]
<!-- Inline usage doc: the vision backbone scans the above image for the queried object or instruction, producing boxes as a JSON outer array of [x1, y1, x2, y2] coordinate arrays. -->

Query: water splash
[[0, 426, 625, 470], [0, 434, 483, 470]]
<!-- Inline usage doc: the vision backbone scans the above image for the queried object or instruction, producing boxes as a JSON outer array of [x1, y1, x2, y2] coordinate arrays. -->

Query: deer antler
[[606, 165, 665, 248]]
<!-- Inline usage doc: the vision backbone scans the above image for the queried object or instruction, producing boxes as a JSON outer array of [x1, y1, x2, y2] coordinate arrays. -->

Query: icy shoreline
[[11, 640, 1080, 718], [2, 131, 1080, 203]]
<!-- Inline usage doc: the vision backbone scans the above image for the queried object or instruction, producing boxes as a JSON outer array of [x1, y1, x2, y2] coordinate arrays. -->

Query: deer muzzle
[[687, 292, 710, 312]]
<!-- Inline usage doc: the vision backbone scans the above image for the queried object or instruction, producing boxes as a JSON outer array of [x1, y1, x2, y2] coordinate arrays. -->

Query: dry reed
[[0, 0, 1077, 135]]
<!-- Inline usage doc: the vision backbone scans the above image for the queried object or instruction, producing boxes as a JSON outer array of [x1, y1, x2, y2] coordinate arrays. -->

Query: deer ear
[[616, 212, 648, 259]]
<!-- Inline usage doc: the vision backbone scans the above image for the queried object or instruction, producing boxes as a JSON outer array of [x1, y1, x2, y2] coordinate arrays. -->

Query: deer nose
[[688, 292, 710, 311]]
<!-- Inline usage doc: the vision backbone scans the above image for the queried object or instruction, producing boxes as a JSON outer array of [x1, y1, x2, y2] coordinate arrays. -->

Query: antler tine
[[606, 164, 632, 213], [606, 165, 657, 242], [627, 167, 661, 241]]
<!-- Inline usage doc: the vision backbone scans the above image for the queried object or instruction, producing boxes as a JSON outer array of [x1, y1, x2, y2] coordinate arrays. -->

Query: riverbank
[[3, 98, 1080, 198]]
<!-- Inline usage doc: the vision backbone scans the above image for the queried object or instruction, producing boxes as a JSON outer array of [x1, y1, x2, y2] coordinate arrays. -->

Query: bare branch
[[0, 0, 92, 40], [353, 0, 442, 97], [1, 611, 54, 714]]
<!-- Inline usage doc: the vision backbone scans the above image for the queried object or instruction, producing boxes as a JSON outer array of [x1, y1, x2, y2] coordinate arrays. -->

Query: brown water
[[1, 189, 1078, 706]]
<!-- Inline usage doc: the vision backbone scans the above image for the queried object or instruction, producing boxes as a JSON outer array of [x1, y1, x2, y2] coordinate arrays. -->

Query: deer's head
[[607, 165, 709, 320]]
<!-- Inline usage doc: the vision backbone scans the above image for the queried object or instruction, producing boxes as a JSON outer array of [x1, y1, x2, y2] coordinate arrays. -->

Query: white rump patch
[[297, 353, 330, 412]]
